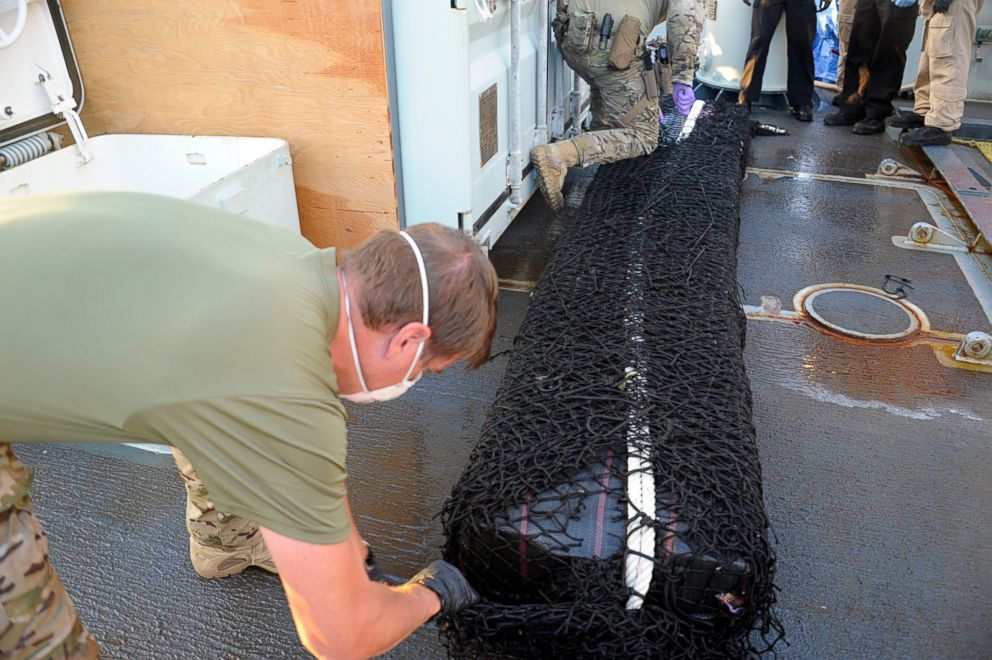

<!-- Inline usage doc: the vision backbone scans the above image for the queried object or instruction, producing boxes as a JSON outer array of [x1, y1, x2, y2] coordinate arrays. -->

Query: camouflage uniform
[[172, 450, 275, 579], [556, 0, 704, 166], [665, 0, 707, 87], [0, 444, 99, 659]]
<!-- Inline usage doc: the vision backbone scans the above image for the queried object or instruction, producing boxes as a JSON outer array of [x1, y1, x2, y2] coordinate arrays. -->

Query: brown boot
[[189, 536, 277, 579], [530, 141, 579, 212]]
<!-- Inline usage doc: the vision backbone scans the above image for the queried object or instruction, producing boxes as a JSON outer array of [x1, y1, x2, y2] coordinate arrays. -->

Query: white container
[[696, 0, 789, 93], [696, 3, 924, 97], [0, 134, 300, 232], [0, 0, 300, 233], [386, 0, 585, 249]]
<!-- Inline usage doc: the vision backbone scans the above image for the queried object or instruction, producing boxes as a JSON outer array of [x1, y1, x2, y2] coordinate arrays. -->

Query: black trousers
[[739, 0, 817, 107], [836, 0, 918, 119]]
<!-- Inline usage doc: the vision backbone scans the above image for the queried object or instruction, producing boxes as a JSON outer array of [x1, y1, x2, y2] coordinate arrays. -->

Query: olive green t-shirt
[[0, 192, 350, 544]]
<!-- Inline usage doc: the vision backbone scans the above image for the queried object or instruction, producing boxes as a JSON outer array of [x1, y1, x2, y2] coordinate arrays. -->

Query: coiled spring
[[0, 133, 60, 170]]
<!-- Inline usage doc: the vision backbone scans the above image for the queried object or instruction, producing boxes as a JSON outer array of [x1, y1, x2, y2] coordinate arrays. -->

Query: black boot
[[824, 110, 863, 126], [888, 110, 925, 129], [852, 118, 886, 135], [899, 126, 952, 146]]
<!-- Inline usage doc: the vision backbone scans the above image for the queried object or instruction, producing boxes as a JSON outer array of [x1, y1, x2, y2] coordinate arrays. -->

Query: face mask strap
[[340, 269, 372, 393], [398, 231, 430, 380], [403, 340, 426, 382], [398, 231, 429, 328]]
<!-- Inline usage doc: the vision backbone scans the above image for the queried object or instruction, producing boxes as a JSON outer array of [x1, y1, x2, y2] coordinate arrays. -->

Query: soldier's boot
[[189, 536, 278, 579], [530, 141, 579, 212], [172, 447, 278, 579]]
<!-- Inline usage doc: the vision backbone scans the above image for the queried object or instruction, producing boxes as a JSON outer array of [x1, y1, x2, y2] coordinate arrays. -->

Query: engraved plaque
[[479, 84, 498, 167]]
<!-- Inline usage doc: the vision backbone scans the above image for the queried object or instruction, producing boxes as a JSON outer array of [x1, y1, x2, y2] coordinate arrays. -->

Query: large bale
[[441, 104, 782, 658]]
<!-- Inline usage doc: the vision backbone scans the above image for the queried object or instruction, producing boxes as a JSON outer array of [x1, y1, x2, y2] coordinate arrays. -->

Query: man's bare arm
[[260, 525, 440, 660]]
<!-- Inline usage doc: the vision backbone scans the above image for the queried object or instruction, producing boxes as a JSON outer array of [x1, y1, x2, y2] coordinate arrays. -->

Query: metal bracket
[[35, 64, 91, 165], [954, 331, 992, 366], [892, 221, 989, 255], [874, 158, 921, 179]]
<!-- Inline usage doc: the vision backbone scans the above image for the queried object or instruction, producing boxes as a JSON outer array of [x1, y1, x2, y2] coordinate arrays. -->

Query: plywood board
[[61, 0, 398, 251]]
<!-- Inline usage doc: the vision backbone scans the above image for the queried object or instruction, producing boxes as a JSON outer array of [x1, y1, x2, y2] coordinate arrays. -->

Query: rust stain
[[932, 345, 992, 373], [748, 309, 962, 351], [749, 309, 992, 375]]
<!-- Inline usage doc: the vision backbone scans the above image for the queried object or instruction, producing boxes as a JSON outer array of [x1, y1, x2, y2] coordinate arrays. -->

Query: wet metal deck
[[16, 103, 992, 658], [739, 164, 992, 659]]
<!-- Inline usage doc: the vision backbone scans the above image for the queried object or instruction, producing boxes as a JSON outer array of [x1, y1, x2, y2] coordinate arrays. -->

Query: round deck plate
[[803, 288, 919, 341]]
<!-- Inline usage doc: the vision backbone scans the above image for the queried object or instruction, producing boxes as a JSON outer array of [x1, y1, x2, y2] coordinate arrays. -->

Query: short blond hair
[[343, 224, 498, 368]]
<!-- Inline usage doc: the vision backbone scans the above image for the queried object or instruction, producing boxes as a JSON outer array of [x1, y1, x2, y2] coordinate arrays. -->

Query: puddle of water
[[746, 320, 983, 418], [777, 378, 984, 423]]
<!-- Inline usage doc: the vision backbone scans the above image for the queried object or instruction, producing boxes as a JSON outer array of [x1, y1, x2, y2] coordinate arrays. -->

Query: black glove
[[933, 0, 951, 12], [818, 0, 833, 10], [408, 560, 480, 618]]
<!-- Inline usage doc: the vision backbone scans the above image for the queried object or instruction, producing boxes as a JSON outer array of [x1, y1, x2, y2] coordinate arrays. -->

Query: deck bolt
[[961, 332, 992, 360], [909, 222, 934, 244]]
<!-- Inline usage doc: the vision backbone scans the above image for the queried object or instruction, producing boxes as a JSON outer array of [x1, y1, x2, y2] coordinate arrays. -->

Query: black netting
[[658, 93, 686, 145], [440, 103, 783, 659]]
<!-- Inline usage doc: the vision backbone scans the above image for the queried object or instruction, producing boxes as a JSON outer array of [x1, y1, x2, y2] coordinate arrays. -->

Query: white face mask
[[340, 231, 429, 404]]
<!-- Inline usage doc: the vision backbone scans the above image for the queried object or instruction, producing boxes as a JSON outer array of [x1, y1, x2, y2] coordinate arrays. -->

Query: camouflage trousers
[[560, 49, 660, 167], [0, 444, 270, 659], [171, 449, 270, 575], [0, 444, 99, 659]]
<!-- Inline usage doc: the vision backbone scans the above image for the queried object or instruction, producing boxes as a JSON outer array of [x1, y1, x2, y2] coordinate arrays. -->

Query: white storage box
[[0, 133, 300, 232], [0, 0, 300, 233]]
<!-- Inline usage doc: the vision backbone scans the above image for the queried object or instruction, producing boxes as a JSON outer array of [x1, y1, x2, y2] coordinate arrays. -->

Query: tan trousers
[[836, 0, 856, 90], [0, 445, 99, 659], [913, 0, 984, 131]]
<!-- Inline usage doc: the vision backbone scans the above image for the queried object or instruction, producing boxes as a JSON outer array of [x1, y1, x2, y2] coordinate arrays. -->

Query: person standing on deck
[[738, 0, 829, 121], [823, 0, 919, 134], [890, 0, 984, 145], [0, 192, 494, 658]]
